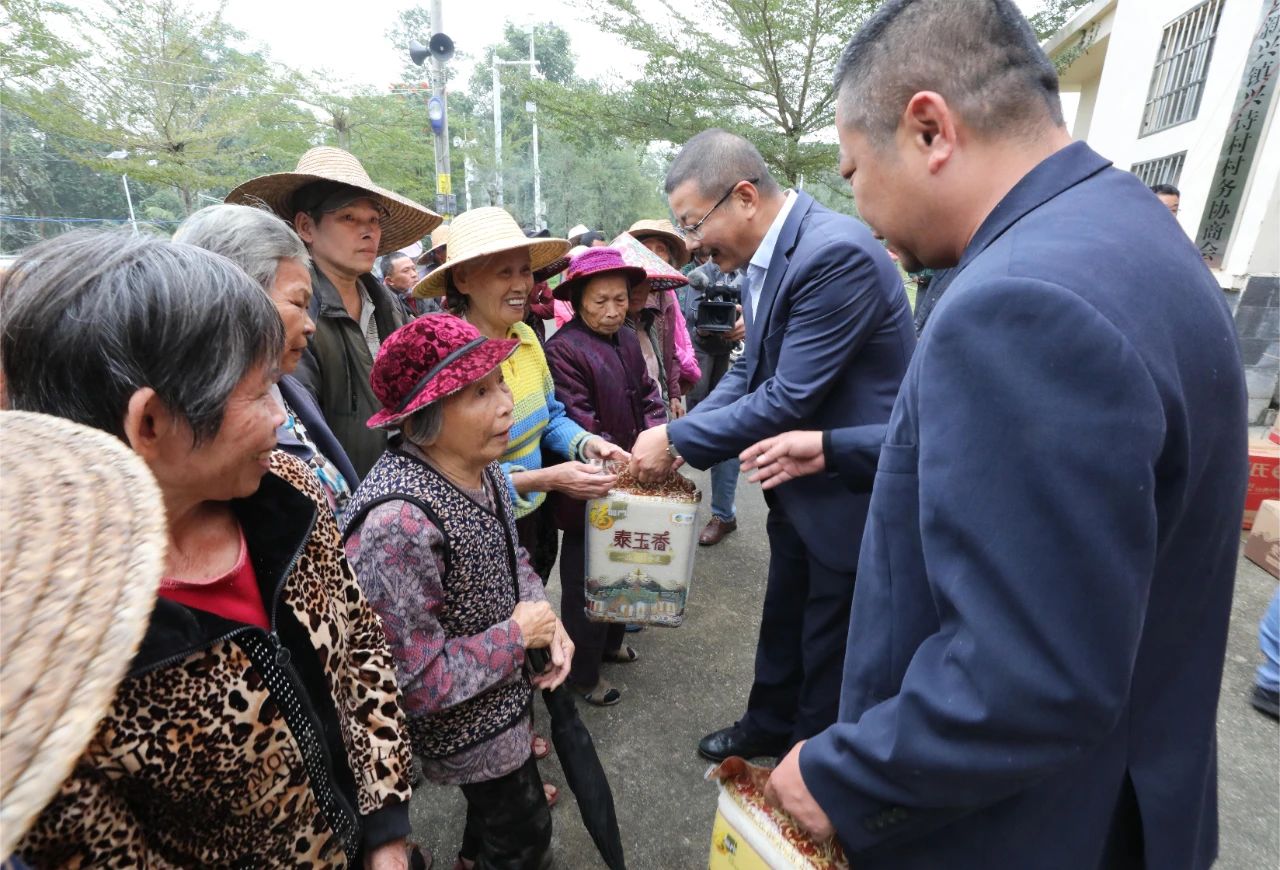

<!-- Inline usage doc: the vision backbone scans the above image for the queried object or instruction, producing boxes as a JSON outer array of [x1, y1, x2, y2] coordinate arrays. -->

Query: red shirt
[[159, 527, 270, 629]]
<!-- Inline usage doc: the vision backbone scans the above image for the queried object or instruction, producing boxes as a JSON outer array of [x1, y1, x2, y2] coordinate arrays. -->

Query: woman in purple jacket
[[544, 248, 668, 706]]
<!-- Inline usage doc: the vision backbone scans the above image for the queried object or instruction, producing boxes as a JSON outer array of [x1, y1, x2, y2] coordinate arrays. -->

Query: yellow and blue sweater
[[500, 321, 592, 518]]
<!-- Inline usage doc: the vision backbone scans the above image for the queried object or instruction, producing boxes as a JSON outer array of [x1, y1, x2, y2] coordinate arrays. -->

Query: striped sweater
[[500, 321, 592, 517]]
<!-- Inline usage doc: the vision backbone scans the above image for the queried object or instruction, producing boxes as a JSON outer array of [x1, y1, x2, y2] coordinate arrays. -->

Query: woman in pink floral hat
[[342, 314, 574, 870]]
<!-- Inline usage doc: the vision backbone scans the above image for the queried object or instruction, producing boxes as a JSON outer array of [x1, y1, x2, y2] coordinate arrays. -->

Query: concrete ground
[[408, 467, 1280, 868]]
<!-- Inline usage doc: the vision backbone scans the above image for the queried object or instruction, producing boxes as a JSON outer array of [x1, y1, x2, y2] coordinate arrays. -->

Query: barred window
[[1139, 0, 1226, 136], [1131, 152, 1187, 187]]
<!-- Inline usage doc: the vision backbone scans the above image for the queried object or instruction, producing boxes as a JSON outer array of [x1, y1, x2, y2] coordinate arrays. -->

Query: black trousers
[[559, 532, 626, 689], [740, 504, 856, 745], [516, 507, 559, 585], [458, 756, 553, 869]]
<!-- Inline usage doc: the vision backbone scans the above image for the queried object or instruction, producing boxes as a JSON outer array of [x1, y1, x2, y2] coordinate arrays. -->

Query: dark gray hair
[[664, 129, 781, 199], [174, 203, 310, 292], [380, 251, 412, 277], [833, 0, 1063, 145], [0, 231, 284, 444], [399, 401, 444, 446]]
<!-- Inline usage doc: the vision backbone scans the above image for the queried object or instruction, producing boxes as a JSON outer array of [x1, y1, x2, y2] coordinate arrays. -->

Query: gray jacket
[[294, 267, 408, 481]]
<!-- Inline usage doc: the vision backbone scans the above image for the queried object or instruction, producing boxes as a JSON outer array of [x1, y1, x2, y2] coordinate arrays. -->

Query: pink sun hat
[[552, 246, 648, 301], [609, 232, 689, 291], [367, 314, 518, 429]]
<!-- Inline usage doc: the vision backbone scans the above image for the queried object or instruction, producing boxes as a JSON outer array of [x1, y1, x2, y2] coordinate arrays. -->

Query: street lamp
[[491, 31, 544, 229], [104, 150, 138, 236]]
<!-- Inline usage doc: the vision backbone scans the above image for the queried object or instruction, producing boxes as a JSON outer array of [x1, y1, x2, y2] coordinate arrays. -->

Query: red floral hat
[[367, 314, 518, 429], [552, 246, 648, 301]]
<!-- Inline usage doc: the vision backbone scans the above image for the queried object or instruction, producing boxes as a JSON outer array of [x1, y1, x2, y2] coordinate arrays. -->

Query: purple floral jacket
[[544, 316, 667, 532]]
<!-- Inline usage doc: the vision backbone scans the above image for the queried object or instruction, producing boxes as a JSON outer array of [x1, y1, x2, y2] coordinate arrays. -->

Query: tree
[[1027, 0, 1094, 41], [528, 0, 881, 189], [4, 0, 314, 213]]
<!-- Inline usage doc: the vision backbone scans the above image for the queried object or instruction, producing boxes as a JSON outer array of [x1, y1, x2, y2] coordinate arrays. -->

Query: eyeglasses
[[675, 178, 759, 241]]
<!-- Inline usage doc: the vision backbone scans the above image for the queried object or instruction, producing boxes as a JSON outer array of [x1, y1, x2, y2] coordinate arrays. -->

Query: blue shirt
[[746, 189, 798, 319]]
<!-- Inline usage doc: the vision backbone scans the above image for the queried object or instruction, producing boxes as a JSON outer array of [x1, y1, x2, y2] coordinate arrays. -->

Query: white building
[[1047, 0, 1279, 422]]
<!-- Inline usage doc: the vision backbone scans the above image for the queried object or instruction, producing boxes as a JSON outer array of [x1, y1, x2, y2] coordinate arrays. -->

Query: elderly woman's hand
[[512, 600, 557, 648], [583, 436, 631, 466], [550, 461, 618, 500], [532, 619, 574, 690]]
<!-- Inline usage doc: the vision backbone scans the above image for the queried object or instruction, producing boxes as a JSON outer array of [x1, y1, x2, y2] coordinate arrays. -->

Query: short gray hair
[[664, 129, 780, 199], [833, 0, 1063, 146], [399, 402, 444, 447], [1, 231, 284, 444], [174, 203, 310, 291]]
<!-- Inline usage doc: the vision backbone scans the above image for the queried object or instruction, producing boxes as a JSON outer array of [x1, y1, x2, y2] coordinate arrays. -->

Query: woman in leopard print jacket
[[2, 233, 414, 868]]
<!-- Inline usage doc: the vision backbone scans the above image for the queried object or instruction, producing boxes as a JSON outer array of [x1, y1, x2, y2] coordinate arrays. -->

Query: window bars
[[1139, 0, 1226, 136], [1131, 152, 1187, 187]]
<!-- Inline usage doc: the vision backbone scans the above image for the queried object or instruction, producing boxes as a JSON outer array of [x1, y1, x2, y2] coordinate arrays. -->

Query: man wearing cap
[[228, 147, 441, 480]]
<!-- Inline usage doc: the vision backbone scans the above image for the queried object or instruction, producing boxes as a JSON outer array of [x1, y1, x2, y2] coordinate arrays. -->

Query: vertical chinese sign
[[1195, 0, 1280, 269]]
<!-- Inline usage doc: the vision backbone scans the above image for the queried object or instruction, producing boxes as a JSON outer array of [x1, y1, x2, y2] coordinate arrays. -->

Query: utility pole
[[491, 32, 543, 224], [431, 0, 452, 219]]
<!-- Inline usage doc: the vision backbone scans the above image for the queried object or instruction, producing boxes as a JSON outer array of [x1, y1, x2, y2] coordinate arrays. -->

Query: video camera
[[687, 269, 741, 333]]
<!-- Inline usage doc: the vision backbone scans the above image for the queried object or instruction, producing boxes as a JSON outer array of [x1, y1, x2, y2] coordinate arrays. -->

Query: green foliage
[[1027, 0, 1094, 40]]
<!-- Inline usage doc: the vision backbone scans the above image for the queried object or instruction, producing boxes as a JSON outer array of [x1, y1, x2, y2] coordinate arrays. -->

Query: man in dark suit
[[752, 2, 1248, 867], [628, 130, 915, 761]]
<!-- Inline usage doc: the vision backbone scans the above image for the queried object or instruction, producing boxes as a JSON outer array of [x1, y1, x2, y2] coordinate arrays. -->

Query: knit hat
[[610, 232, 690, 291], [367, 314, 519, 429], [226, 146, 442, 256], [413, 207, 570, 299], [0, 411, 167, 857], [552, 247, 648, 301], [627, 218, 691, 267]]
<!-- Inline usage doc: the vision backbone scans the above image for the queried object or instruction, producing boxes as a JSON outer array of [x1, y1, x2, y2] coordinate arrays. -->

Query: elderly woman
[[626, 220, 702, 418], [175, 202, 357, 513], [544, 248, 667, 705], [1, 232, 415, 868], [343, 314, 574, 870]]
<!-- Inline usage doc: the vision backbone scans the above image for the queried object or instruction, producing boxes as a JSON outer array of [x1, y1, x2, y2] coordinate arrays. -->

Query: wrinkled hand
[[764, 742, 835, 842], [531, 619, 574, 690], [628, 425, 675, 484], [512, 600, 557, 648], [364, 839, 409, 870], [583, 437, 630, 466], [551, 461, 617, 500], [739, 430, 825, 490], [669, 396, 686, 419], [726, 306, 746, 343]]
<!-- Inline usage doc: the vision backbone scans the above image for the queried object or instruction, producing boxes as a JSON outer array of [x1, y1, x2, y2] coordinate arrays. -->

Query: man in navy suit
[[628, 130, 915, 761], [751, 1, 1248, 866]]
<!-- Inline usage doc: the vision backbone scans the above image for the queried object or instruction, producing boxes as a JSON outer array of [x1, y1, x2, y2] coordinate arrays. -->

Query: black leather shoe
[[698, 724, 789, 762]]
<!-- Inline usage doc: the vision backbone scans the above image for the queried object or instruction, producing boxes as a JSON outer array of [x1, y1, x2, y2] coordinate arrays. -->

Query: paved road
[[408, 466, 1280, 868]]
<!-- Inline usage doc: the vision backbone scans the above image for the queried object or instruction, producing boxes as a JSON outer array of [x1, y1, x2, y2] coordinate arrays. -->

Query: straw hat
[[226, 147, 442, 256], [627, 218, 691, 267], [610, 232, 690, 292], [0, 411, 167, 856], [417, 224, 451, 265], [414, 207, 570, 299]]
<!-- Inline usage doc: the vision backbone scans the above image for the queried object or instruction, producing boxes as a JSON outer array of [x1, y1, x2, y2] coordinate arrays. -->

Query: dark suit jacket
[[668, 192, 915, 571], [800, 142, 1248, 869]]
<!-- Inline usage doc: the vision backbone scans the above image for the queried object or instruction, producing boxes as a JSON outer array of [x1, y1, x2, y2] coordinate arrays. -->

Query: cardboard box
[[1245, 438, 1280, 530], [1244, 499, 1280, 579]]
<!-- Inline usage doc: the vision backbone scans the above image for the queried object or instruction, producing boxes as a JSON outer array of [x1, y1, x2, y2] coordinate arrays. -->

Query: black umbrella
[[529, 649, 627, 870]]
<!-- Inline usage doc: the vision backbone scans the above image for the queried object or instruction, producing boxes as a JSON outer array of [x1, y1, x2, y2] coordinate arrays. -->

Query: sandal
[[602, 644, 639, 664], [543, 782, 560, 808], [573, 679, 622, 706], [531, 733, 551, 760]]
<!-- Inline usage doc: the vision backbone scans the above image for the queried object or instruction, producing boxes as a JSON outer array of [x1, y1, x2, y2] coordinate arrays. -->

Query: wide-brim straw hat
[[414, 207, 570, 299], [417, 224, 451, 265], [628, 218, 691, 267], [610, 232, 690, 292], [0, 411, 167, 856], [553, 247, 647, 301], [226, 146, 442, 256]]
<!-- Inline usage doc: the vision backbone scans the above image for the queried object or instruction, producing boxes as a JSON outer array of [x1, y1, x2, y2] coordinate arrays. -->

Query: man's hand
[[726, 306, 746, 343], [629, 425, 676, 483], [532, 619, 574, 690], [364, 839, 409, 870], [739, 430, 825, 489], [764, 742, 835, 842]]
